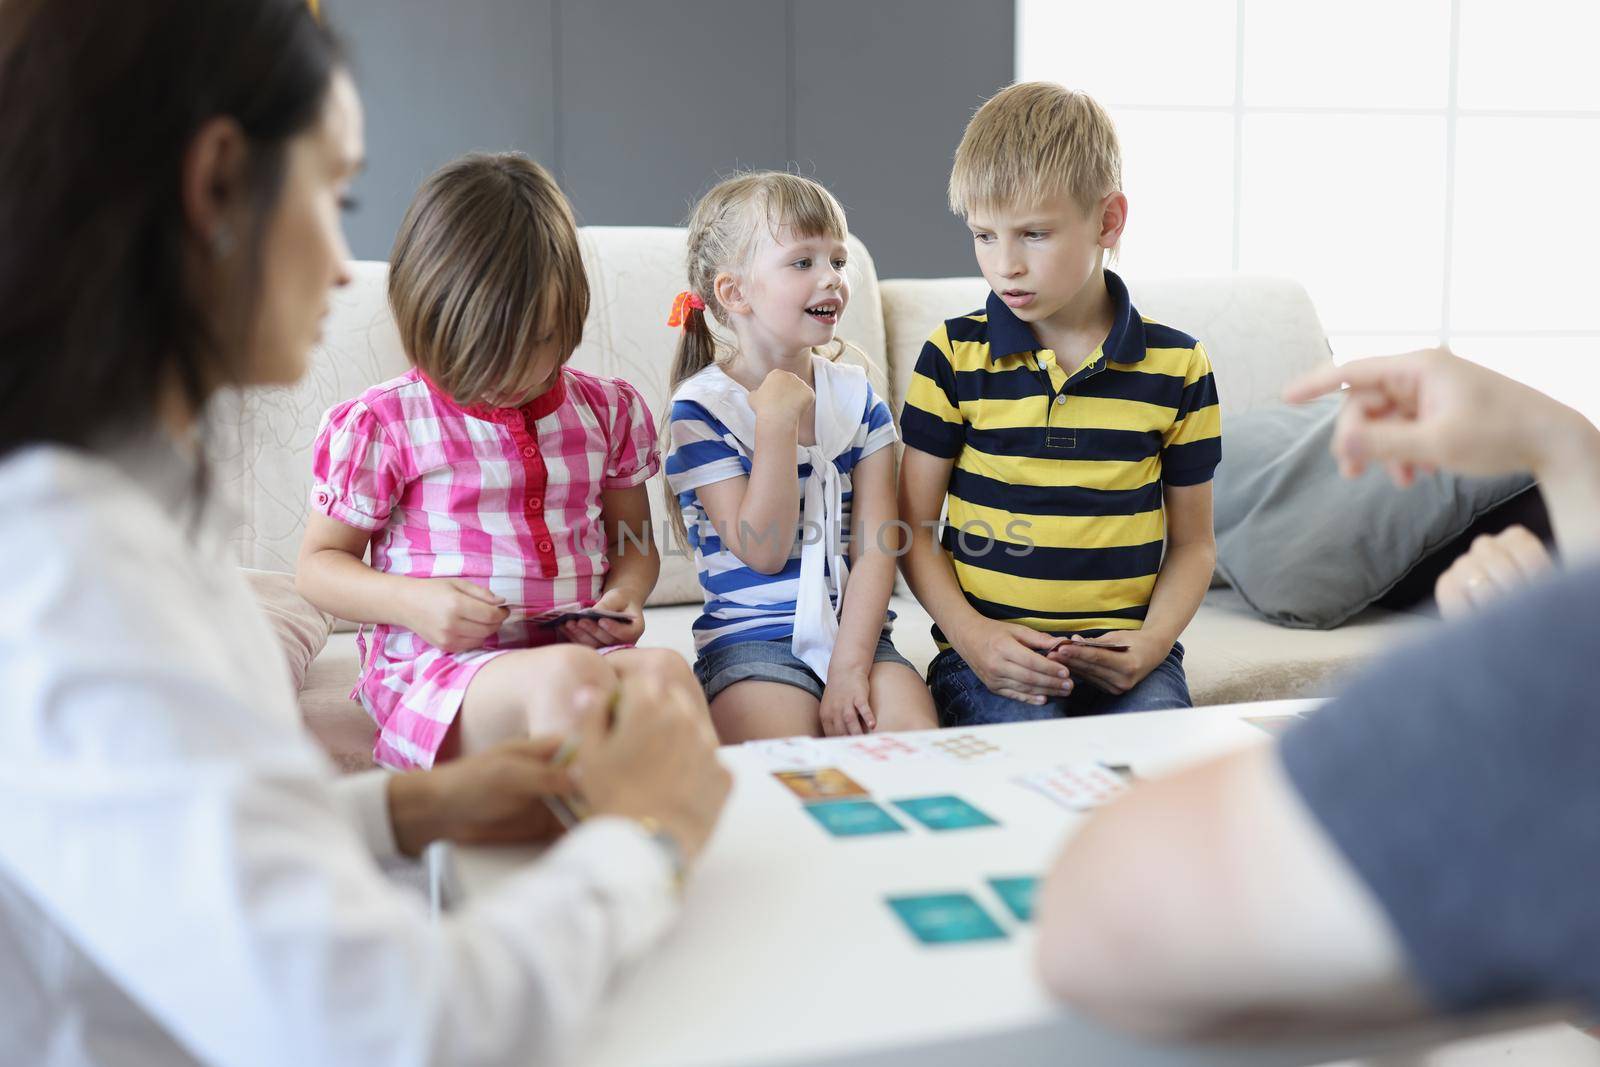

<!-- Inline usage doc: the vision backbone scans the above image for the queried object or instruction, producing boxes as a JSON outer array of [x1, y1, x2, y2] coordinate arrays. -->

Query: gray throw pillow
[[1213, 396, 1535, 629]]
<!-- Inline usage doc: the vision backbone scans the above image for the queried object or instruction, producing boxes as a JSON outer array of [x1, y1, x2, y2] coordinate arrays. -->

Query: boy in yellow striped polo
[[898, 82, 1221, 726]]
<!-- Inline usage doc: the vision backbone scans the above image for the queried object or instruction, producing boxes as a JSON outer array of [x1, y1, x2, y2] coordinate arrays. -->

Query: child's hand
[[1435, 525, 1553, 620], [748, 369, 814, 426], [952, 618, 1075, 705], [1048, 630, 1168, 696], [402, 578, 508, 652], [559, 588, 643, 648], [820, 668, 875, 736]]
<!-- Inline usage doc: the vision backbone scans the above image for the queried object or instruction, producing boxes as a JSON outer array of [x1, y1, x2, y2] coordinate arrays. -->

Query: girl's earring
[[212, 225, 235, 259]]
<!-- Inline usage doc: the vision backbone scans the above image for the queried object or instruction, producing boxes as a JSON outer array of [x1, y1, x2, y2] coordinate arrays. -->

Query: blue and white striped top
[[664, 365, 899, 658]]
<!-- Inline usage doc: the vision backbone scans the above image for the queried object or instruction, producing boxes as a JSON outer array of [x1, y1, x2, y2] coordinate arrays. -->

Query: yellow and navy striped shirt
[[900, 270, 1221, 646]]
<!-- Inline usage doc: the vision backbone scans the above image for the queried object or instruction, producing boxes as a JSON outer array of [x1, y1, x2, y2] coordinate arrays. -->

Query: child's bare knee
[[626, 647, 695, 685], [517, 645, 615, 734], [457, 694, 534, 754], [541, 643, 615, 689]]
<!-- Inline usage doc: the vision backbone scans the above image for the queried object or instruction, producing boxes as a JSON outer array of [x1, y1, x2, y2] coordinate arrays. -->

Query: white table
[[446, 700, 1600, 1067]]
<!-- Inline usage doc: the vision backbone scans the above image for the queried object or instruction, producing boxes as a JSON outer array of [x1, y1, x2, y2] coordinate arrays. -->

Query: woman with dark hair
[[0, 2, 728, 1063]]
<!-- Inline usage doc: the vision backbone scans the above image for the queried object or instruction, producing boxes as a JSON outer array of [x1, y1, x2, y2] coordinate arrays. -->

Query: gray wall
[[327, 0, 1014, 278]]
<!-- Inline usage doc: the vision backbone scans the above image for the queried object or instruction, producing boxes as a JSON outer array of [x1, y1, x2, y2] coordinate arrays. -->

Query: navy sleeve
[[1160, 341, 1221, 486], [899, 328, 966, 459], [1279, 563, 1600, 1015]]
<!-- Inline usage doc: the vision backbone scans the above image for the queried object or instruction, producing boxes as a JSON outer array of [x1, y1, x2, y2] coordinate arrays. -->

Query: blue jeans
[[926, 642, 1191, 728]]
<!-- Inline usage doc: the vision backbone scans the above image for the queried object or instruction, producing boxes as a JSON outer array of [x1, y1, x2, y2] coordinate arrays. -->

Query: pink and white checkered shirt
[[310, 365, 660, 769]]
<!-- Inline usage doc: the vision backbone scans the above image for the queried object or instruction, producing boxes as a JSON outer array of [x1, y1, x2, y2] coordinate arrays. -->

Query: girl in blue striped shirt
[[663, 172, 937, 742]]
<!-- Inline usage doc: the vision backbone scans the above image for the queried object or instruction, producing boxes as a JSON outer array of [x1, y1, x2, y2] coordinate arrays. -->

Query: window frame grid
[[1017, 0, 1600, 351]]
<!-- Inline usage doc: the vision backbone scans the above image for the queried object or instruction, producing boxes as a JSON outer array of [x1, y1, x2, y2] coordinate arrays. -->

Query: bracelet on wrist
[[634, 815, 686, 893]]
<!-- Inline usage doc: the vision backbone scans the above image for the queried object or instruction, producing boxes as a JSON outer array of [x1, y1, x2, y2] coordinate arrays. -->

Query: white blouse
[[0, 442, 677, 1066]]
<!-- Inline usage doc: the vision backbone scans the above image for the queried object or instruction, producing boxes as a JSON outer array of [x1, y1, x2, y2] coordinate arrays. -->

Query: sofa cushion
[[241, 568, 332, 691], [878, 273, 1336, 427], [299, 635, 375, 774], [1176, 588, 1429, 704], [1214, 396, 1535, 629], [1374, 485, 1551, 610]]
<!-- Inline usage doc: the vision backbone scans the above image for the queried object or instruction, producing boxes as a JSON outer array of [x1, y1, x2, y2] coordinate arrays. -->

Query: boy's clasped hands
[[946, 616, 1167, 706]]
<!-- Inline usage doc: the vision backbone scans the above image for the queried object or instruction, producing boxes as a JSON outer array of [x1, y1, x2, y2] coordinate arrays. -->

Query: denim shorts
[[926, 641, 1191, 728], [693, 632, 916, 701]]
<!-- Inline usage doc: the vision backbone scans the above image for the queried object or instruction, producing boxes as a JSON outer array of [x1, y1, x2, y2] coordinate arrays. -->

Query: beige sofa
[[208, 227, 1427, 771]]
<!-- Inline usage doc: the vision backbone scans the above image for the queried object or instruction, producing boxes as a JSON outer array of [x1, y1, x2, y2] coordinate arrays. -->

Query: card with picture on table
[[885, 875, 1043, 946], [744, 731, 1009, 771], [1013, 761, 1137, 813], [753, 735, 1062, 947]]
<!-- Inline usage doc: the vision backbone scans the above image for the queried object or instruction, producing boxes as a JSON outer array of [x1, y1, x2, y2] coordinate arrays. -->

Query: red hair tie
[[667, 290, 706, 328]]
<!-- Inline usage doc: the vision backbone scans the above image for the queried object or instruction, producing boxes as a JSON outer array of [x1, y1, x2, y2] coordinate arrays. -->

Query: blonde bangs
[[948, 82, 1122, 218], [760, 172, 848, 246]]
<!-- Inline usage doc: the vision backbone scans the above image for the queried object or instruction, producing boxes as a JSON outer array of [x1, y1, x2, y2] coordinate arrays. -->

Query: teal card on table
[[987, 876, 1039, 922], [887, 893, 1007, 944], [892, 794, 998, 831], [805, 799, 906, 837]]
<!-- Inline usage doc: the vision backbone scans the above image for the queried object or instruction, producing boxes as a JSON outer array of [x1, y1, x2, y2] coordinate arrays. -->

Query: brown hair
[[388, 152, 588, 405], [948, 81, 1122, 220], [0, 0, 340, 461]]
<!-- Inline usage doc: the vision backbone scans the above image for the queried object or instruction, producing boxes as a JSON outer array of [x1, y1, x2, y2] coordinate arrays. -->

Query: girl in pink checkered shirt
[[297, 153, 692, 771]]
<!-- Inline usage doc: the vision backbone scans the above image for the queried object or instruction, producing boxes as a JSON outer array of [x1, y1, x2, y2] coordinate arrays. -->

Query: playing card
[[987, 876, 1039, 922], [773, 767, 868, 801], [541, 608, 634, 628], [1014, 761, 1131, 811], [503, 603, 571, 625], [1102, 762, 1138, 784], [1049, 636, 1131, 653], [804, 799, 906, 837], [892, 795, 998, 831], [887, 893, 1007, 944], [1243, 714, 1304, 737], [504, 601, 634, 627], [745, 736, 828, 770], [924, 733, 1005, 764], [837, 735, 930, 765]]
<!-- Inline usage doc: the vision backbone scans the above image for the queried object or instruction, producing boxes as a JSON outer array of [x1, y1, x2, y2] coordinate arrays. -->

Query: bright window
[[1018, 0, 1600, 424]]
